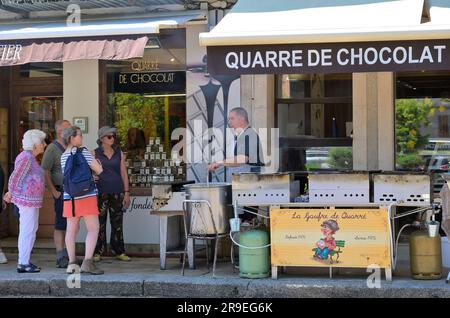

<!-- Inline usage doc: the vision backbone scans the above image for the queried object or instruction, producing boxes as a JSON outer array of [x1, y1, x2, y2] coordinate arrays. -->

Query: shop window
[[396, 71, 450, 171], [18, 96, 63, 162], [276, 73, 353, 171], [19, 63, 63, 78], [106, 30, 187, 189]]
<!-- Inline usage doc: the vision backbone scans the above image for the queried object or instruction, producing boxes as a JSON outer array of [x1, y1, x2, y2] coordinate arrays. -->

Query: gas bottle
[[239, 229, 270, 278], [409, 230, 442, 280]]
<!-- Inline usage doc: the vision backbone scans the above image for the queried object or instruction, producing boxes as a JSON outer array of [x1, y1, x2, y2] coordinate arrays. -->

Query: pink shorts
[[63, 196, 99, 218]]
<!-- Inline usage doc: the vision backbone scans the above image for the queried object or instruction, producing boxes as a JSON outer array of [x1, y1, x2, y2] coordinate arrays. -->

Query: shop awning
[[201, 0, 450, 75], [0, 11, 205, 66], [199, 0, 449, 46]]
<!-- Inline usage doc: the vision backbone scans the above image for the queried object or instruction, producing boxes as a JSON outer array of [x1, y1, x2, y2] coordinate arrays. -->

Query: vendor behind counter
[[208, 107, 265, 182]]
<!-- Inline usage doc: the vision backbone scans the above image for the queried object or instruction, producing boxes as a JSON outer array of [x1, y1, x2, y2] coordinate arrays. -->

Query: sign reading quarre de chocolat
[[207, 39, 450, 75], [112, 71, 186, 94]]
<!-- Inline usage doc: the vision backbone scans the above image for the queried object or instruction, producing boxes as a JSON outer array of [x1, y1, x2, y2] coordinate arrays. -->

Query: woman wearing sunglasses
[[92, 126, 131, 262]]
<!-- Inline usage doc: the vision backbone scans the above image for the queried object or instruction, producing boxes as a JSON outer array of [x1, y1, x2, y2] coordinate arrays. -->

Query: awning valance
[[0, 11, 205, 66], [0, 35, 149, 67]]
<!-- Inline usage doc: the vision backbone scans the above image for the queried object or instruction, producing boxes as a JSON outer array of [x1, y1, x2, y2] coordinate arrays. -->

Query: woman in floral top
[[4, 130, 46, 273]]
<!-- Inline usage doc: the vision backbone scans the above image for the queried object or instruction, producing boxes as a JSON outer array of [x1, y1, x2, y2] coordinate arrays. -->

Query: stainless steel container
[[308, 171, 370, 204], [372, 172, 432, 206], [232, 172, 300, 204], [184, 183, 232, 235]]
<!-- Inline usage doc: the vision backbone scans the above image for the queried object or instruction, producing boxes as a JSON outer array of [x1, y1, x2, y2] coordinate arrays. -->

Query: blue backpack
[[63, 147, 96, 215]]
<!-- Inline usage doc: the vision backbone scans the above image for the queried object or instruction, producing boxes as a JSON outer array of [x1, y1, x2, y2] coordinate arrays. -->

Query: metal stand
[[152, 210, 194, 270], [181, 200, 229, 277]]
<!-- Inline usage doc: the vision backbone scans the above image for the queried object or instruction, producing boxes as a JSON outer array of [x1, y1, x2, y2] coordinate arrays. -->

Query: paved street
[[0, 244, 449, 298]]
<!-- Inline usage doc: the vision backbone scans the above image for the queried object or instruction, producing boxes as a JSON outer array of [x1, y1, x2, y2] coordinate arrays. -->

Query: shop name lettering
[[131, 60, 159, 72], [125, 197, 152, 213], [225, 45, 446, 70], [0, 45, 22, 61], [292, 211, 367, 222], [119, 72, 176, 84]]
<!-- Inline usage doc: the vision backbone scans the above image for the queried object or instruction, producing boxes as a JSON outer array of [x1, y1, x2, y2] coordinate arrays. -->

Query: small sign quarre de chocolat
[[111, 71, 186, 94], [207, 39, 450, 75]]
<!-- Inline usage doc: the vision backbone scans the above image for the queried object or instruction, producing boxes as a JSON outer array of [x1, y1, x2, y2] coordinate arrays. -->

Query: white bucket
[[426, 221, 440, 237], [442, 237, 450, 268]]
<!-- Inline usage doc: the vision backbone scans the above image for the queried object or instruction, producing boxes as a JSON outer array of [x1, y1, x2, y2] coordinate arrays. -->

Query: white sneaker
[[0, 251, 8, 264]]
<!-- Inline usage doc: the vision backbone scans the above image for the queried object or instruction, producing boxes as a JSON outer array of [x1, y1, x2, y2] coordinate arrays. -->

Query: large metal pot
[[183, 183, 232, 235]]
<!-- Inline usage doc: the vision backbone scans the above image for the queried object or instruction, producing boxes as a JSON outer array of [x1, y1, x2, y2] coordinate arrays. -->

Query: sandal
[[17, 263, 41, 273]]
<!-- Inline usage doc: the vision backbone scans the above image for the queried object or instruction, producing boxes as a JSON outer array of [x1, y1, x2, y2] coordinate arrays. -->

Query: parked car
[[425, 156, 450, 171]]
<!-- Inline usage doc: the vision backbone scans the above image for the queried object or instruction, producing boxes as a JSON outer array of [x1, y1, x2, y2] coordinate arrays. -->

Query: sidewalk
[[0, 246, 449, 298]]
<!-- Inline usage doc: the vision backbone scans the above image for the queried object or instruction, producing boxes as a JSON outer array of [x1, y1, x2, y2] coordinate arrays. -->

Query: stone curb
[[1, 274, 450, 298]]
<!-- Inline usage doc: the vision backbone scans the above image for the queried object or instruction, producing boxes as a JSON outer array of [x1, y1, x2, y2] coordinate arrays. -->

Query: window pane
[[279, 147, 353, 171], [276, 73, 353, 172], [106, 35, 187, 188], [276, 73, 352, 99], [396, 71, 450, 171], [20, 63, 63, 78]]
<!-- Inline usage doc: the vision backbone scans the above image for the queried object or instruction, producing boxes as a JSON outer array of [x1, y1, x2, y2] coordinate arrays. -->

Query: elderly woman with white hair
[[3, 129, 46, 273]]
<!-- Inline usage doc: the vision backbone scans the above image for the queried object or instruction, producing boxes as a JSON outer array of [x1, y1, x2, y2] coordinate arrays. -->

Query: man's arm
[[41, 146, 60, 199], [44, 171, 60, 199], [209, 155, 249, 170], [220, 155, 249, 167]]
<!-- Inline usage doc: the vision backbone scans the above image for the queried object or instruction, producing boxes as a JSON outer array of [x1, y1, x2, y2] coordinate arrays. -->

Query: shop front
[[198, 0, 450, 279], [0, 5, 209, 251]]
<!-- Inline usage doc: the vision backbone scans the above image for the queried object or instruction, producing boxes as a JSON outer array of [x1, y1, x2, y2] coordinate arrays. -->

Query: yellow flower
[[439, 105, 446, 113], [407, 140, 416, 149], [410, 129, 417, 136]]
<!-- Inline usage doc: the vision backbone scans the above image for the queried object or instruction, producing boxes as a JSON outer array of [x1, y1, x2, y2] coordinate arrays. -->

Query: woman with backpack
[[61, 126, 104, 275], [3, 130, 46, 273], [93, 126, 131, 262]]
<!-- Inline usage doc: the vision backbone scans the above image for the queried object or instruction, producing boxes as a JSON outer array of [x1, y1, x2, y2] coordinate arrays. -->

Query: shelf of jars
[[125, 136, 186, 195]]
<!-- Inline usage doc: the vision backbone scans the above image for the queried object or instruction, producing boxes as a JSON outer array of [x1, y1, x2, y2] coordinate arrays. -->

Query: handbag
[[11, 204, 20, 218]]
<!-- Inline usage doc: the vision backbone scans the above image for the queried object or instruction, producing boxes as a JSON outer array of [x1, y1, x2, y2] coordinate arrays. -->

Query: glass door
[[0, 108, 7, 176], [18, 96, 63, 156], [17, 96, 63, 238]]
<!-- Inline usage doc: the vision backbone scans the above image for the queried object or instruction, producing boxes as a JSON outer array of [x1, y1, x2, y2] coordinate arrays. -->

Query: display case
[[125, 136, 186, 190]]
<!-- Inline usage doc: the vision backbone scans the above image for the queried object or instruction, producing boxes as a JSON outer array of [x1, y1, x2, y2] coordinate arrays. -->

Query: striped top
[[61, 147, 97, 201], [8, 151, 45, 208]]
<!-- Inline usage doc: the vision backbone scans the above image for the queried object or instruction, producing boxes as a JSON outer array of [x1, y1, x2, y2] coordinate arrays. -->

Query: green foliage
[[305, 163, 322, 171], [396, 152, 423, 170], [395, 98, 434, 169], [109, 93, 165, 147], [327, 147, 353, 169], [395, 98, 432, 154]]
